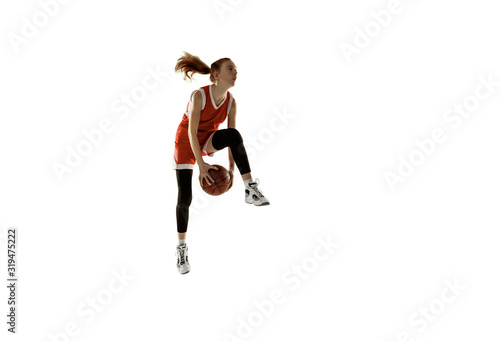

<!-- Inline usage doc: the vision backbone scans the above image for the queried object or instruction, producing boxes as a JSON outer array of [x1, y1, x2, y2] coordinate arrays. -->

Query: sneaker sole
[[252, 201, 270, 206], [246, 199, 270, 205]]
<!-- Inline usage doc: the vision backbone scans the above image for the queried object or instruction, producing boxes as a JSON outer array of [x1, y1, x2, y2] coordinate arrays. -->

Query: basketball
[[201, 165, 232, 196]]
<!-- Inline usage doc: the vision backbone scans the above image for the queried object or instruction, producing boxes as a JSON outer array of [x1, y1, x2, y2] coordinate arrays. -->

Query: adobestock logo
[[212, 0, 243, 21], [243, 106, 296, 163], [340, 0, 415, 63], [383, 278, 466, 341], [384, 74, 500, 192], [46, 267, 134, 341], [7, 0, 72, 54], [221, 235, 340, 341], [51, 64, 168, 183]]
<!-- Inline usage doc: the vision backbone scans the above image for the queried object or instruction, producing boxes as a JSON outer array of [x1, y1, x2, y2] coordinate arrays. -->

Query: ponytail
[[174, 51, 231, 83]]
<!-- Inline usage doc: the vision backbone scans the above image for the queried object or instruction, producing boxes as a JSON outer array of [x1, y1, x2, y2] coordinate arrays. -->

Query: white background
[[1, 0, 499, 340]]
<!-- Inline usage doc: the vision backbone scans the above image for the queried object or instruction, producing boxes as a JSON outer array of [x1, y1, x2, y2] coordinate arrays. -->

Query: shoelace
[[176, 247, 186, 265], [249, 178, 265, 198]]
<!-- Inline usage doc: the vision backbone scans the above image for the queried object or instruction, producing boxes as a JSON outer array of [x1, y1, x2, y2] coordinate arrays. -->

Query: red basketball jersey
[[173, 84, 234, 169]]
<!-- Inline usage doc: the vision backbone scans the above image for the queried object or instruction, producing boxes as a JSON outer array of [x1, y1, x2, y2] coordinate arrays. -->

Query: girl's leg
[[176, 169, 193, 240], [175, 169, 192, 274], [207, 128, 252, 178], [208, 128, 270, 206]]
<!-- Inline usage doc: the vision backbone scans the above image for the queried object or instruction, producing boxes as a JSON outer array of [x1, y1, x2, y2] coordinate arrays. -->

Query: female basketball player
[[173, 52, 270, 274]]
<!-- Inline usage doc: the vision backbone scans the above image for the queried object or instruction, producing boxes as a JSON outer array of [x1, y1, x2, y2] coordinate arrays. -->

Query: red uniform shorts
[[173, 120, 217, 170]]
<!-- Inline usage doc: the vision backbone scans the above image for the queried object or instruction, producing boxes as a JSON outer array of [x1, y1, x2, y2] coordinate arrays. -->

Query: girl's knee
[[227, 128, 243, 143], [178, 192, 192, 206]]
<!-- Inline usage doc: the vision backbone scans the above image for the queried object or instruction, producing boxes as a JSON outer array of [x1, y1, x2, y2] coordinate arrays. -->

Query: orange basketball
[[201, 165, 232, 196]]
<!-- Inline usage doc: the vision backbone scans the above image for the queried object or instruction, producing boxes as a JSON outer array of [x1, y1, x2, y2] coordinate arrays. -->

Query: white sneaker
[[175, 244, 191, 275], [245, 178, 270, 206]]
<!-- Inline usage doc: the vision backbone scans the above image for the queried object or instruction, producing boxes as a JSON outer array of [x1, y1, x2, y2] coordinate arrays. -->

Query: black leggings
[[176, 169, 193, 234], [176, 128, 251, 233]]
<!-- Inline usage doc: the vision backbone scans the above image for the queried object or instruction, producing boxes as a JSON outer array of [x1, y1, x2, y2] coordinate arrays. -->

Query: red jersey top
[[174, 84, 234, 158]]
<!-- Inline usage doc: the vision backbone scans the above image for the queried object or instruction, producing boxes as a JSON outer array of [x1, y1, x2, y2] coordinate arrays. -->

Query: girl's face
[[215, 60, 238, 86]]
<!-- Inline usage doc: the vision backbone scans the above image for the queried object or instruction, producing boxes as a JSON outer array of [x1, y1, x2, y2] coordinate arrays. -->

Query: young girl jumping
[[173, 52, 270, 274]]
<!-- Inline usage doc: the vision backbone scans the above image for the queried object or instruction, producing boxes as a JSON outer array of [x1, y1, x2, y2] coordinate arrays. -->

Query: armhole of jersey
[[227, 93, 233, 116], [185, 89, 206, 118]]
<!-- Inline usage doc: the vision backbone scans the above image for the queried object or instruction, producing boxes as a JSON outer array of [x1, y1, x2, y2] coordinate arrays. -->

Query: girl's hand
[[198, 162, 218, 186], [227, 168, 234, 190]]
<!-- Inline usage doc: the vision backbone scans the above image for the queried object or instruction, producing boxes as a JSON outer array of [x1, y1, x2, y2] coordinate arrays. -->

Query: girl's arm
[[188, 91, 217, 184]]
